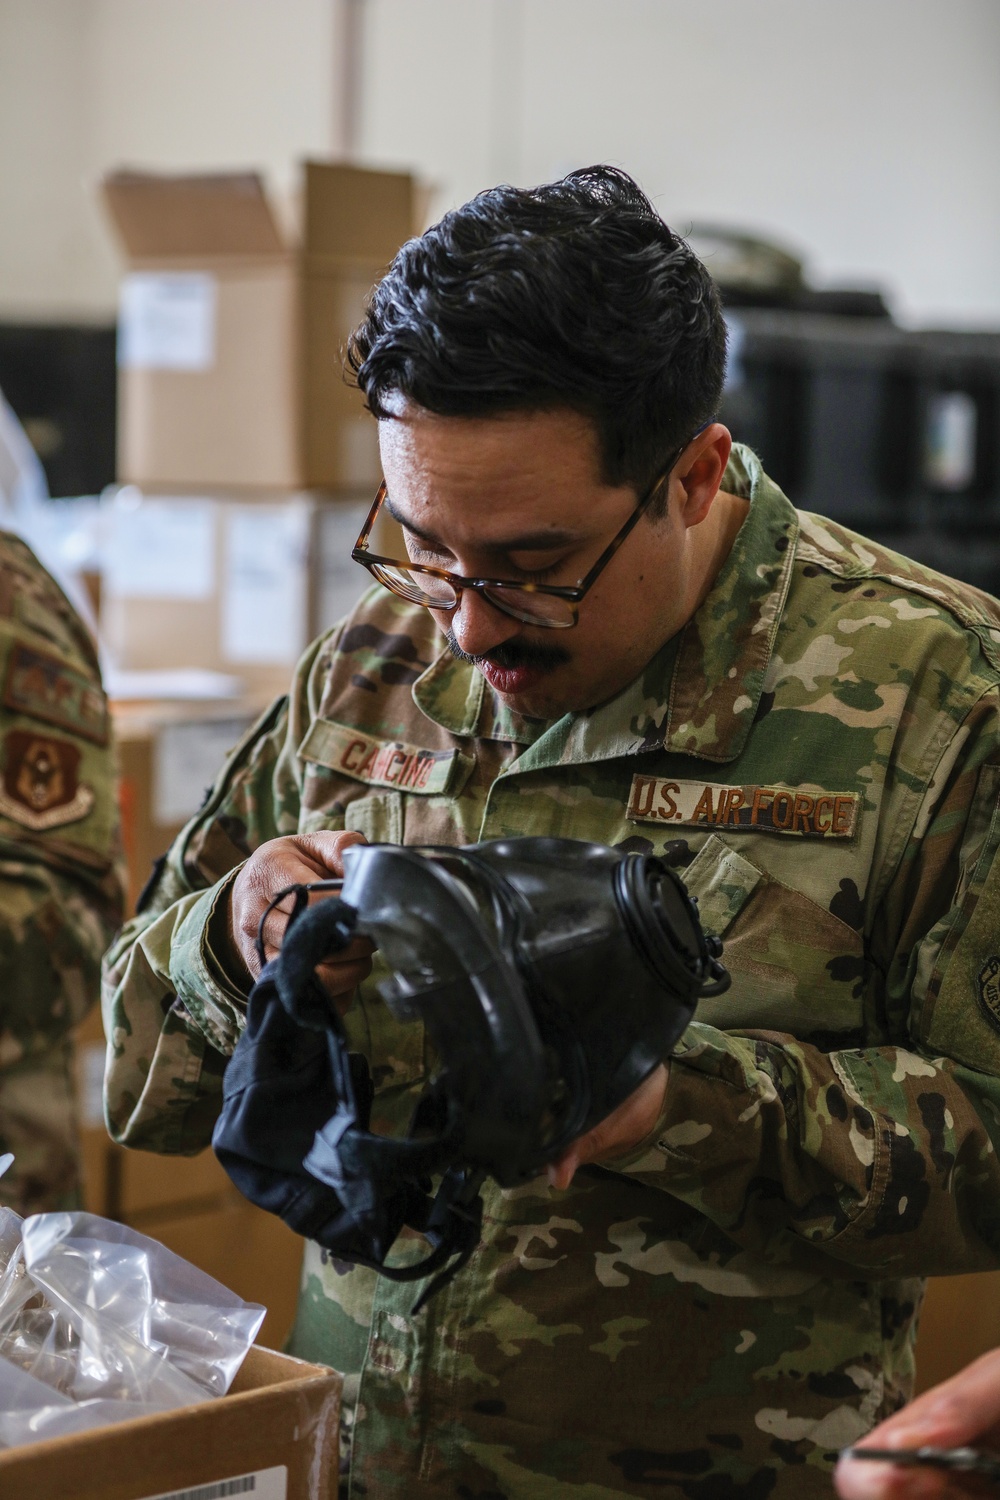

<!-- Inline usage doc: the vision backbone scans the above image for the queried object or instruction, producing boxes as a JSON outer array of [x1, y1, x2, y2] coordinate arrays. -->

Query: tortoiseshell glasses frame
[[350, 448, 681, 630]]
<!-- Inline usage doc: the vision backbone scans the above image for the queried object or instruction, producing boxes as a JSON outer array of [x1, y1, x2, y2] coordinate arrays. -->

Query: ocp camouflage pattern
[[103, 448, 1000, 1497], [0, 531, 123, 1214]]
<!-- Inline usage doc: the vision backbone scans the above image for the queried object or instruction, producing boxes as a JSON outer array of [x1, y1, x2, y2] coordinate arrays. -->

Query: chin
[[504, 683, 587, 720]]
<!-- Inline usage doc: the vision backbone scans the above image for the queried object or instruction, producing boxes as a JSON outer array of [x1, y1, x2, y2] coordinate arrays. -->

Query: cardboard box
[[100, 489, 382, 704], [0, 1345, 340, 1500], [112, 698, 259, 911], [104, 162, 415, 491]]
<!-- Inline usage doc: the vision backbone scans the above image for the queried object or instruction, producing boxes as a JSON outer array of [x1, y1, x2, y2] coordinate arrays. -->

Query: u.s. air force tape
[[627, 775, 860, 839]]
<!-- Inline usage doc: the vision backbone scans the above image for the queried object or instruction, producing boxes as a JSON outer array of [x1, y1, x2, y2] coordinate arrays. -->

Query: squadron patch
[[3, 643, 108, 745], [0, 731, 95, 831], [627, 775, 860, 839], [978, 957, 1000, 1032]]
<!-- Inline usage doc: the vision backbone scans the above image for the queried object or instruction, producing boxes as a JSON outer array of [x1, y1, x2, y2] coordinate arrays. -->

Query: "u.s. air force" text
[[627, 775, 860, 838]]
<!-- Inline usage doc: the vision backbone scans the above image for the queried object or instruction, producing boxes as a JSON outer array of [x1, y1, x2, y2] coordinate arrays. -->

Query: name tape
[[300, 719, 466, 796], [628, 775, 860, 839]]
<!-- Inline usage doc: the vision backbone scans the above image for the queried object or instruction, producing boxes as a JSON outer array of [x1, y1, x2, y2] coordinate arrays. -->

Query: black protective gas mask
[[213, 837, 729, 1305]]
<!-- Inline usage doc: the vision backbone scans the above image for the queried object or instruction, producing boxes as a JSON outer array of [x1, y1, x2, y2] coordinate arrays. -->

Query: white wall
[[1, 0, 998, 326], [0, 1, 95, 320], [0, 0, 337, 321], [358, 0, 1000, 327]]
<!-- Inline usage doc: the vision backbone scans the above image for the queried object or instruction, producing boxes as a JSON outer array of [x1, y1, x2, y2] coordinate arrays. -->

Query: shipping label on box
[[102, 490, 378, 700], [316, 500, 374, 631], [143, 1464, 286, 1500], [221, 506, 311, 664], [119, 273, 217, 372], [106, 495, 216, 599]]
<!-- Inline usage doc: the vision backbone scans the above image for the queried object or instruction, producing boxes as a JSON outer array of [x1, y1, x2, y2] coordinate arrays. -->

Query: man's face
[[378, 404, 722, 720]]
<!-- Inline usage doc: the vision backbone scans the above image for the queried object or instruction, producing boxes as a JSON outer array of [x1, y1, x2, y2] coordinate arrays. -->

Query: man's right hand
[[835, 1346, 1000, 1497], [228, 832, 375, 1010]]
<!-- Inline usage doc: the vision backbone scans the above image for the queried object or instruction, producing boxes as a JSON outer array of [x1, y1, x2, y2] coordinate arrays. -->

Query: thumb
[[547, 1147, 582, 1192]]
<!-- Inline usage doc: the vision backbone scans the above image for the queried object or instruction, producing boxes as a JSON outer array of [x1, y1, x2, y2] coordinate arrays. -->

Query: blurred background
[[0, 0, 997, 1363]]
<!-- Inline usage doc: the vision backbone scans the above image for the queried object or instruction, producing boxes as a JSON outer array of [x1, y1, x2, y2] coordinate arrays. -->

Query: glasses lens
[[371, 563, 459, 609], [482, 584, 576, 629]]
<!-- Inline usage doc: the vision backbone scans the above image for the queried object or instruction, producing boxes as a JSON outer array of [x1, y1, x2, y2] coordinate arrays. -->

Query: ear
[[674, 424, 733, 530]]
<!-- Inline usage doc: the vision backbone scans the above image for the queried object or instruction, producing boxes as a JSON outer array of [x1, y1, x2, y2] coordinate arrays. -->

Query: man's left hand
[[547, 1062, 669, 1190]]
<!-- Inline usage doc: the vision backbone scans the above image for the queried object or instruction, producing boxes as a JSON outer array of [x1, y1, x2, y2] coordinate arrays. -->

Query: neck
[[684, 488, 750, 618]]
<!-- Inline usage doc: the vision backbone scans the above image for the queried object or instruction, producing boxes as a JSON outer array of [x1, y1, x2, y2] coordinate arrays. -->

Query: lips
[[477, 659, 545, 696]]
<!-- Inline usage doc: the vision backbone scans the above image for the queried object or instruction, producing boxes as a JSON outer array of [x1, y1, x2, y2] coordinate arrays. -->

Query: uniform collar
[[660, 446, 798, 764], [411, 445, 798, 764], [412, 641, 549, 744]]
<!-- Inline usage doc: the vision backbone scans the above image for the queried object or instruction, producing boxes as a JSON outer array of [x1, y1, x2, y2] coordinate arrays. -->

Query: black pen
[[841, 1445, 1000, 1483]]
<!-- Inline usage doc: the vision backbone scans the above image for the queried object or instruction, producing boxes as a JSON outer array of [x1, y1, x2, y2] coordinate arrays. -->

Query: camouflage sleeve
[[0, 827, 124, 1213], [613, 688, 1000, 1279], [101, 630, 337, 1154], [0, 533, 124, 1210]]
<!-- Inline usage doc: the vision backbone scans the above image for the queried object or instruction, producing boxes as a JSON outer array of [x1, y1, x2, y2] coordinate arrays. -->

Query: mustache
[[444, 630, 571, 673]]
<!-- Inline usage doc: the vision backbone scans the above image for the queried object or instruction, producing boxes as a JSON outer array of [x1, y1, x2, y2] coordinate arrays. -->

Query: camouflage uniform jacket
[[104, 447, 1000, 1498], [0, 531, 122, 1213]]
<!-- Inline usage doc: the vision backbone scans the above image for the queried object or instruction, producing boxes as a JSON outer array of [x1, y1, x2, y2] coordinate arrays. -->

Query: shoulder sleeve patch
[[0, 730, 95, 830]]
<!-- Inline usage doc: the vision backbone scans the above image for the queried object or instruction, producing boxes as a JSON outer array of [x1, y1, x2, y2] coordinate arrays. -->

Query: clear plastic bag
[[0, 1209, 265, 1448]]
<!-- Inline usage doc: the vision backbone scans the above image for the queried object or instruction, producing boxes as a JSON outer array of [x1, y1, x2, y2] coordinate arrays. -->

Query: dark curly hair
[[348, 164, 727, 504]]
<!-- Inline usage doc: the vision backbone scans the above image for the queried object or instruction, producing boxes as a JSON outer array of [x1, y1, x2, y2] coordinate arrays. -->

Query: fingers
[[898, 1349, 1000, 1446], [315, 953, 375, 1015], [834, 1349, 1000, 1499], [848, 1349, 1000, 1454], [256, 915, 373, 973], [294, 828, 368, 876], [834, 1454, 954, 1499], [228, 832, 371, 978], [545, 1065, 669, 1192], [546, 1148, 580, 1192], [835, 1450, 990, 1500]]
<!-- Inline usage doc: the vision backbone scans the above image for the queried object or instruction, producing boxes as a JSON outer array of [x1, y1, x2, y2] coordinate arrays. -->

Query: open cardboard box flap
[[104, 161, 414, 266], [103, 170, 285, 262]]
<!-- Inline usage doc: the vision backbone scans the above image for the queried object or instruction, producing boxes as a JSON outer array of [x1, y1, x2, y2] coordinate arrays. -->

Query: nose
[[446, 588, 523, 658]]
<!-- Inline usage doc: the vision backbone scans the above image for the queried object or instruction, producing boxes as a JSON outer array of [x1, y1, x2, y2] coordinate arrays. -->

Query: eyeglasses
[[351, 449, 682, 630]]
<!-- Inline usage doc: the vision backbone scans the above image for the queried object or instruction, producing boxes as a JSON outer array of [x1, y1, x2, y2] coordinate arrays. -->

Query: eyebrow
[[383, 493, 582, 555]]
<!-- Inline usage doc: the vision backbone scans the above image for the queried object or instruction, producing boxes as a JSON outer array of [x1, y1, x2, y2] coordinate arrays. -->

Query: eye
[[514, 561, 564, 583], [506, 547, 577, 583], [405, 535, 452, 565]]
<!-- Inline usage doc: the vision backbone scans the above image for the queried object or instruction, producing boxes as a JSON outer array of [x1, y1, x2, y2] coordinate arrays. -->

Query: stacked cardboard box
[[79, 160, 421, 1370], [105, 160, 415, 492], [101, 488, 377, 703], [113, 697, 257, 908], [99, 158, 415, 704]]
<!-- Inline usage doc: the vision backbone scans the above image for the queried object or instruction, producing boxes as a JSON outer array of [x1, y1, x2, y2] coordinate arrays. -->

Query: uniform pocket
[[344, 790, 403, 845], [688, 834, 865, 1040], [683, 833, 763, 938]]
